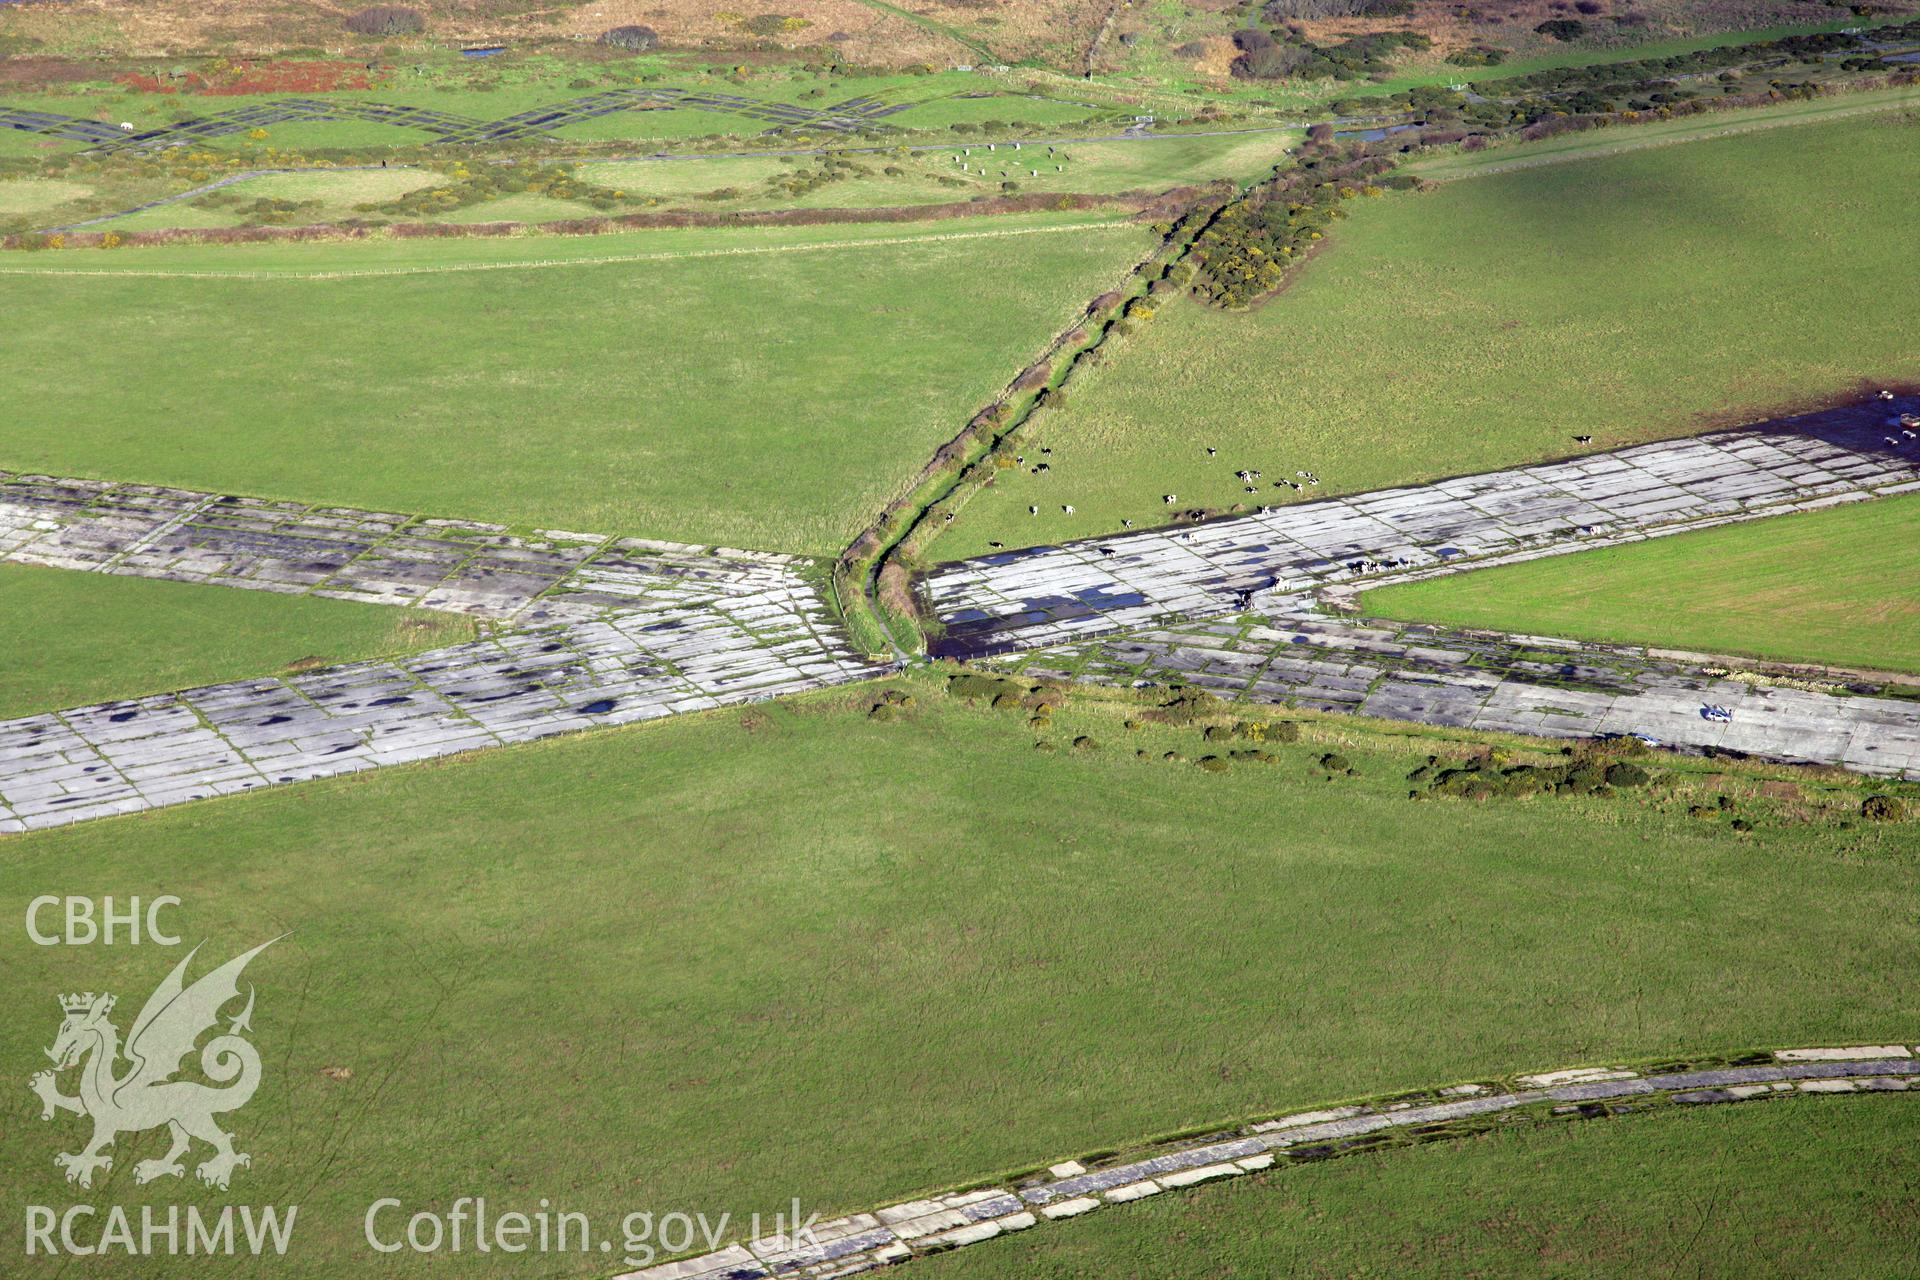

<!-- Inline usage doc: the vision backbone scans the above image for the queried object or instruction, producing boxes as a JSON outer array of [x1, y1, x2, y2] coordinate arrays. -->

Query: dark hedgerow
[[344, 6, 424, 36]]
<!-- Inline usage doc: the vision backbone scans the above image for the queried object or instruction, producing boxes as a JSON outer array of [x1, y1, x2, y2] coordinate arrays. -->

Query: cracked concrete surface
[[925, 397, 1920, 659], [0, 479, 885, 833], [610, 1044, 1920, 1279], [5, 397, 1916, 831]]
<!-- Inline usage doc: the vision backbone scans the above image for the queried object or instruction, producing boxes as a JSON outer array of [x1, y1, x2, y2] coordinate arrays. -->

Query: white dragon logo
[[28, 937, 281, 1191]]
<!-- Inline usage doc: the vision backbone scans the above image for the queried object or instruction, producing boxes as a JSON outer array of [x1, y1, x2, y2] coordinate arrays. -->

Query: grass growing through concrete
[[923, 1095, 1920, 1278], [0, 564, 476, 719], [575, 130, 1293, 212], [71, 130, 1284, 235], [3, 674, 1912, 1277], [941, 110, 1920, 558], [1364, 495, 1920, 675], [0, 213, 1153, 553]]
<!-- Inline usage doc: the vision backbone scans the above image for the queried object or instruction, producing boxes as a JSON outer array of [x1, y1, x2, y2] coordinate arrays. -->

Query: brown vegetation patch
[[1188, 33, 1240, 77], [115, 59, 383, 95], [0, 57, 101, 90], [877, 559, 917, 619]]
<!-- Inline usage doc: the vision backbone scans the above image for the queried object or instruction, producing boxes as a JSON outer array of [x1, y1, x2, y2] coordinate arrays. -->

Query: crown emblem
[[60, 992, 114, 1016]]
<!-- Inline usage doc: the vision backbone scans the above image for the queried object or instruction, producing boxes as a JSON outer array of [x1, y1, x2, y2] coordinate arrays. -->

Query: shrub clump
[[1861, 794, 1906, 821], [1604, 762, 1650, 788], [599, 24, 658, 51], [948, 673, 1022, 703], [1155, 687, 1224, 726], [344, 6, 424, 35], [1197, 756, 1231, 773], [1413, 755, 1656, 802]]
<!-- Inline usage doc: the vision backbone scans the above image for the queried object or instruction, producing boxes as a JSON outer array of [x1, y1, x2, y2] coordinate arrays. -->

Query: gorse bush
[[360, 164, 627, 219], [1188, 162, 1370, 307]]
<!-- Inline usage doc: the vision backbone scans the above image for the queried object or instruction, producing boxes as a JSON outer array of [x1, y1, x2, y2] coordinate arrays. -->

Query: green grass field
[[1364, 495, 1920, 675], [940, 111, 1920, 558], [4, 674, 1913, 1276], [926, 1095, 1920, 1278], [0, 213, 1152, 553], [0, 564, 475, 719], [0, 177, 92, 216]]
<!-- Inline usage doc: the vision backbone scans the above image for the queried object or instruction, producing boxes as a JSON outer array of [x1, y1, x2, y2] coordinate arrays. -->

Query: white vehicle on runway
[[1700, 704, 1735, 723]]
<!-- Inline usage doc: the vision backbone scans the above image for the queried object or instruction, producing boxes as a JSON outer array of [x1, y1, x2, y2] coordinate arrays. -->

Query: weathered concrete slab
[[0, 487, 885, 832], [1000, 594, 1920, 779], [952, 398, 1920, 777], [926, 398, 1920, 659], [603, 1046, 1918, 1280]]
